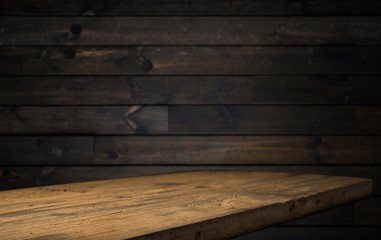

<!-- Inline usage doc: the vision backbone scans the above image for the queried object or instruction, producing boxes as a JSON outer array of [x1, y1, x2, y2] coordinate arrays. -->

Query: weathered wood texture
[[235, 226, 381, 240], [169, 106, 381, 134], [1, 106, 380, 134], [1, 0, 380, 15], [95, 136, 381, 165], [1, 0, 380, 238], [0, 106, 168, 134], [2, 17, 381, 45], [0, 136, 93, 165], [1, 136, 380, 166], [0, 171, 372, 240], [1, 76, 380, 105], [1, 46, 380, 75], [1, 166, 379, 194], [1, 136, 379, 165]]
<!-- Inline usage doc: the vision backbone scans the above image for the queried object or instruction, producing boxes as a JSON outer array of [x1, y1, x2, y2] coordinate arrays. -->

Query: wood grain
[[1, 46, 380, 75], [0, 166, 379, 194], [95, 136, 381, 165], [1, 76, 380, 105], [0, 171, 372, 240], [0, 0, 380, 15], [169, 106, 381, 134], [0, 106, 168, 134], [0, 136, 93, 165], [2, 106, 380, 135], [1, 17, 381, 45]]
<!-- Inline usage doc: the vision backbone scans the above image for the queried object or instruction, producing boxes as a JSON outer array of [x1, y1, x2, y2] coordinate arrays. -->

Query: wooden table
[[0, 171, 372, 240]]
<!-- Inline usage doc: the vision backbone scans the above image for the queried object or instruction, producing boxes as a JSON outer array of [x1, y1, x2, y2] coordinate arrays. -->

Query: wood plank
[[0, 106, 168, 134], [2, 17, 381, 45], [95, 136, 381, 165], [2, 106, 379, 135], [0, 136, 93, 165], [0, 0, 380, 15], [169, 106, 381, 134], [1, 46, 380, 75], [234, 226, 381, 240], [0, 171, 372, 240], [0, 166, 379, 194], [286, 196, 381, 226], [1, 76, 381, 105]]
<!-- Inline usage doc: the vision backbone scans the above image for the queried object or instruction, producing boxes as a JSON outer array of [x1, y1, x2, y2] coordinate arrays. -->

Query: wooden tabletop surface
[[0, 171, 372, 240]]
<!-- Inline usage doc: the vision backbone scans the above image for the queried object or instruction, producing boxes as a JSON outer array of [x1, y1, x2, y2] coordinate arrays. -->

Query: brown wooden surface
[[0, 136, 93, 165], [2, 17, 380, 45], [1, 0, 380, 15], [1, 166, 379, 194], [1, 76, 380, 105], [0, 171, 372, 240], [1, 1, 380, 239], [0, 106, 168, 134], [169, 106, 381, 134], [95, 136, 381, 165], [1, 46, 380, 75], [1, 106, 380, 134], [1, 135, 379, 165]]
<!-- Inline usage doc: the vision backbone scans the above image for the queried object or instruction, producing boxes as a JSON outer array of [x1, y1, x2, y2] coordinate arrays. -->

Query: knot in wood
[[70, 24, 82, 35], [63, 48, 75, 59]]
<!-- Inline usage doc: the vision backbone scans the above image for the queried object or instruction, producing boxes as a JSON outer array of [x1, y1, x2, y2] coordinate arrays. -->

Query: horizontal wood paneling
[[2, 17, 381, 45], [234, 227, 381, 240], [1, 1, 380, 238], [0, 166, 379, 193], [95, 136, 381, 165], [1, 46, 380, 75], [2, 106, 380, 135], [0, 136, 93, 165], [0, 106, 168, 134], [1, 136, 379, 165], [1, 0, 380, 16], [1, 76, 381, 105], [286, 197, 381, 226], [170, 106, 381, 134]]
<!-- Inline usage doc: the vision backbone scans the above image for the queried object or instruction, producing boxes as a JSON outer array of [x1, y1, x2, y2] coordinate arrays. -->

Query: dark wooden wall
[[0, 1, 380, 239]]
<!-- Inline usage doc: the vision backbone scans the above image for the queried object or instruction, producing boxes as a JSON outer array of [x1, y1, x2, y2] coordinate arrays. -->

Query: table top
[[0, 171, 372, 240]]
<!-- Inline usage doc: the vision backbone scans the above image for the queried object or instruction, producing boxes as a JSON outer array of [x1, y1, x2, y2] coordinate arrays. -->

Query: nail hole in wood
[[141, 60, 153, 72], [63, 48, 76, 59], [70, 24, 82, 35]]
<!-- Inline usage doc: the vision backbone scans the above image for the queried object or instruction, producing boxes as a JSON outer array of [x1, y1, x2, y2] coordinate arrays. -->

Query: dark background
[[0, 0, 380, 239]]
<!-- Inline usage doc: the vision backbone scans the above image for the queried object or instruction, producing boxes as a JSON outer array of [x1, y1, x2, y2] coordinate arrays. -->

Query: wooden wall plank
[[1, 46, 380, 75], [95, 136, 381, 165], [0, 106, 168, 134], [1, 135, 379, 166], [1, 76, 381, 105], [286, 197, 381, 226], [2, 17, 381, 45], [169, 106, 381, 134], [0, 0, 380, 16], [0, 166, 379, 193], [1, 106, 380, 135], [234, 227, 381, 240], [0, 136, 93, 165]]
